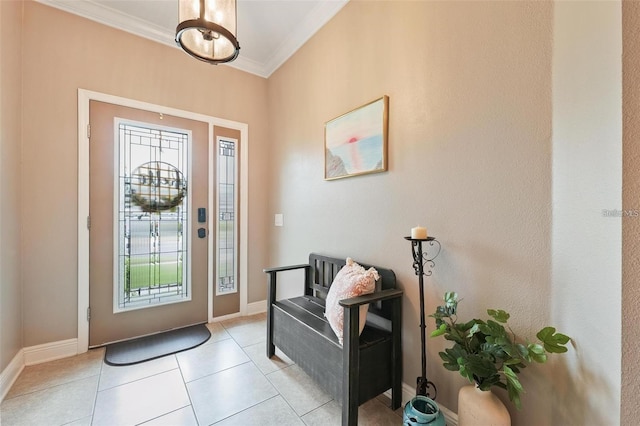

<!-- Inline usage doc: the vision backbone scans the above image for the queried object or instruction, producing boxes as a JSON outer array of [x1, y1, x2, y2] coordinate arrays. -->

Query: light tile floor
[[1, 313, 404, 425]]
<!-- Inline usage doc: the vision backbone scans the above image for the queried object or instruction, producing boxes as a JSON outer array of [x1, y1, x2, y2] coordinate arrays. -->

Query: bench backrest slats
[[307, 253, 397, 324], [308, 254, 347, 298]]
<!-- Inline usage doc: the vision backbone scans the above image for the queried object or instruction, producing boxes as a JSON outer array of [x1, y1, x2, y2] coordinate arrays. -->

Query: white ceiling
[[36, 0, 348, 78]]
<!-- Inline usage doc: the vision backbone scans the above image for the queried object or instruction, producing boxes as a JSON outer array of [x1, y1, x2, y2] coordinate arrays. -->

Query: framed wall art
[[324, 95, 389, 180]]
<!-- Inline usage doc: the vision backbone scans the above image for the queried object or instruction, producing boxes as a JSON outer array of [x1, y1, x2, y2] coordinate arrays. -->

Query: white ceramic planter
[[458, 385, 511, 426]]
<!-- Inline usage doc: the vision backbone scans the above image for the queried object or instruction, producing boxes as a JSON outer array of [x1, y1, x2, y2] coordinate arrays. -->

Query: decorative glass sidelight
[[115, 120, 191, 311], [216, 138, 237, 295]]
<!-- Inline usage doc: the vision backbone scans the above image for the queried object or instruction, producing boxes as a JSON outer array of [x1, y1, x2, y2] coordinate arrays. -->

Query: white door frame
[[77, 89, 249, 353]]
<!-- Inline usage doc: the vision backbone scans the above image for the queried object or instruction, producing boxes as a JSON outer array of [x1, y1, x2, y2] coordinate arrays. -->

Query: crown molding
[[227, 54, 270, 78], [37, 0, 176, 47], [261, 0, 348, 77], [34, 0, 348, 78]]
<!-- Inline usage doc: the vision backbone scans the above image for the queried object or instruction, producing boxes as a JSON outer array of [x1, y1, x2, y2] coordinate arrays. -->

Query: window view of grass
[[127, 260, 183, 291], [121, 216, 186, 302], [124, 225, 184, 295]]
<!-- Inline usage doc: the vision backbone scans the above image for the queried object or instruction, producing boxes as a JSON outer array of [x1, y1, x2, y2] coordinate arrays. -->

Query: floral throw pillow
[[325, 258, 379, 345]]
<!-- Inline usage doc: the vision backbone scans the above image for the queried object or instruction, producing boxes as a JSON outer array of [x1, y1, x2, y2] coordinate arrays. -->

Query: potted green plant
[[430, 292, 571, 425]]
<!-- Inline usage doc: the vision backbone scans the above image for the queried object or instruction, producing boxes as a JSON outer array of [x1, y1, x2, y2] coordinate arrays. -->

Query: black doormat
[[104, 323, 211, 366]]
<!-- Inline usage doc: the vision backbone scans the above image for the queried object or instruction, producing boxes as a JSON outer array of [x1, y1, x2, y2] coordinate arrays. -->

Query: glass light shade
[[176, 0, 240, 64]]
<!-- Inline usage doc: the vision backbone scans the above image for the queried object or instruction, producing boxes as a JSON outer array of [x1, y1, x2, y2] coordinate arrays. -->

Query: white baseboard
[[1, 339, 79, 403], [246, 300, 266, 315], [23, 338, 78, 366], [385, 382, 458, 426], [210, 300, 267, 322], [0, 349, 25, 402], [210, 311, 242, 322]]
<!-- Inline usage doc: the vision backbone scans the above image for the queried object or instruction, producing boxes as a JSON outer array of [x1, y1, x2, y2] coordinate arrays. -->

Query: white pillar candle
[[411, 226, 427, 239]]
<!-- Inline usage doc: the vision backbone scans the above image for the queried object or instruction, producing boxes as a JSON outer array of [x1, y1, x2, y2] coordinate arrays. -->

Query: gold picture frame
[[324, 95, 389, 180]]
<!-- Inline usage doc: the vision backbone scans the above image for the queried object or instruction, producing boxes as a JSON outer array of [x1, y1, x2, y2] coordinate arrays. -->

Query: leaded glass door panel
[[210, 127, 241, 318], [89, 101, 209, 346]]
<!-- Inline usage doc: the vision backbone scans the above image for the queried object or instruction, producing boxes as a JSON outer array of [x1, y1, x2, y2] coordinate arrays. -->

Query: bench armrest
[[264, 264, 311, 305], [265, 263, 312, 358], [263, 264, 310, 274], [339, 288, 403, 308], [341, 286, 403, 422]]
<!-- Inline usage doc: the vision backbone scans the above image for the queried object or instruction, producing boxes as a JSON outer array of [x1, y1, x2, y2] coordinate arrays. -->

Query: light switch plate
[[275, 213, 284, 227]]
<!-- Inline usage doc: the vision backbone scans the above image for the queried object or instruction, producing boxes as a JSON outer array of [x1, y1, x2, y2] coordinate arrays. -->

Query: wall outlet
[[275, 213, 284, 227]]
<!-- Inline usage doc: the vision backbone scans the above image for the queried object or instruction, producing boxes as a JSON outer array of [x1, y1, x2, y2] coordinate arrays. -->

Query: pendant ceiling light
[[175, 0, 240, 64]]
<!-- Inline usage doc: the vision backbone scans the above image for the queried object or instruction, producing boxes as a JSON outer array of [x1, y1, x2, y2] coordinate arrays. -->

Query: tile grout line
[[261, 367, 306, 422], [214, 318, 306, 425], [209, 393, 283, 425], [90, 353, 106, 425], [175, 352, 200, 425], [299, 399, 335, 425], [4, 315, 401, 426]]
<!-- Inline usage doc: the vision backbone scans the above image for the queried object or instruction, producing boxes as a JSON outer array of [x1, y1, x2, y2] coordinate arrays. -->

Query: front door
[[88, 100, 210, 346]]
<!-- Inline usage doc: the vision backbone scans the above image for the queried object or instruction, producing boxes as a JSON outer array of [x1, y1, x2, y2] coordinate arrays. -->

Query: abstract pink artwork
[[325, 96, 388, 180]]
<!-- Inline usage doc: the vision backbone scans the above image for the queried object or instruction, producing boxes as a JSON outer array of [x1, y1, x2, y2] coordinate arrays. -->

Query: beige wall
[[267, 1, 622, 424], [622, 2, 640, 424], [20, 1, 270, 346], [4, 1, 635, 423], [0, 0, 24, 373], [552, 2, 621, 424]]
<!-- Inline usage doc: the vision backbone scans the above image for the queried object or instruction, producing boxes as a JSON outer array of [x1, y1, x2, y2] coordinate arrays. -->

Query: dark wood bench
[[264, 253, 403, 425]]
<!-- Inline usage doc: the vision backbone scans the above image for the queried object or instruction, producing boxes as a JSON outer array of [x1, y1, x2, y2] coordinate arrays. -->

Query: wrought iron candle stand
[[404, 236, 441, 399]]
